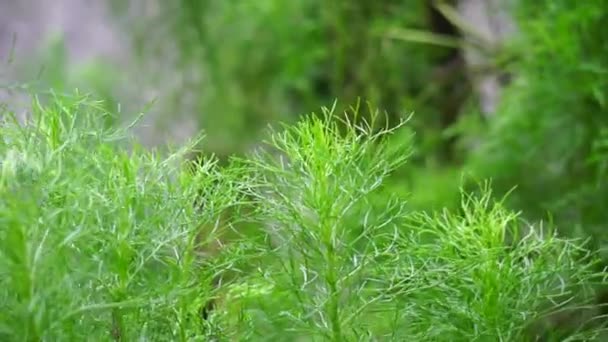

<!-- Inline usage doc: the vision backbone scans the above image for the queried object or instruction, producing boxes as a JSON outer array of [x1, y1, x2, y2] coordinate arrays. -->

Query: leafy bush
[[2, 93, 605, 340], [0, 92, 242, 340]]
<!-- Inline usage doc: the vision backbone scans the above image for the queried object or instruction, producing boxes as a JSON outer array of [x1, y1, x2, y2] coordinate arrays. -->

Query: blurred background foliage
[[466, 0, 608, 255], [157, 0, 452, 160]]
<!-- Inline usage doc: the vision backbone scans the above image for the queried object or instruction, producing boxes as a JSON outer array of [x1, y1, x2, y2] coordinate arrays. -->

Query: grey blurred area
[[0, 0, 126, 63], [0, 0, 198, 147], [456, 0, 516, 116]]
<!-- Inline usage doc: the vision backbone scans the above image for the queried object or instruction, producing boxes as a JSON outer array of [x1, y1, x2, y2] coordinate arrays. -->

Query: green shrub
[[1, 94, 606, 340], [207, 105, 605, 340], [0, 92, 242, 340]]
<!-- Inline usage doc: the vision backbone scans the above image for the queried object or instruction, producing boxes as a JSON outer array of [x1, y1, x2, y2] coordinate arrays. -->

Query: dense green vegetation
[[1, 0, 607, 340], [1, 94, 606, 340]]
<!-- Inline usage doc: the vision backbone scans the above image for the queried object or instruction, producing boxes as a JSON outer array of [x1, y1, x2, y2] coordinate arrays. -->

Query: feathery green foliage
[[0, 92, 242, 340], [1, 94, 606, 340]]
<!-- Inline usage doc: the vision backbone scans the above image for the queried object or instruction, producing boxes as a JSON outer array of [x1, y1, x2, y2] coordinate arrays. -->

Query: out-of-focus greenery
[[465, 0, 608, 252], [147, 0, 458, 160]]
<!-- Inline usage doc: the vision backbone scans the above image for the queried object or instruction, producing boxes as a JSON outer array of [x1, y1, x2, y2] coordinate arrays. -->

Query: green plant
[[0, 91, 243, 340], [1, 92, 606, 340], [209, 105, 606, 340], [399, 189, 607, 341]]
